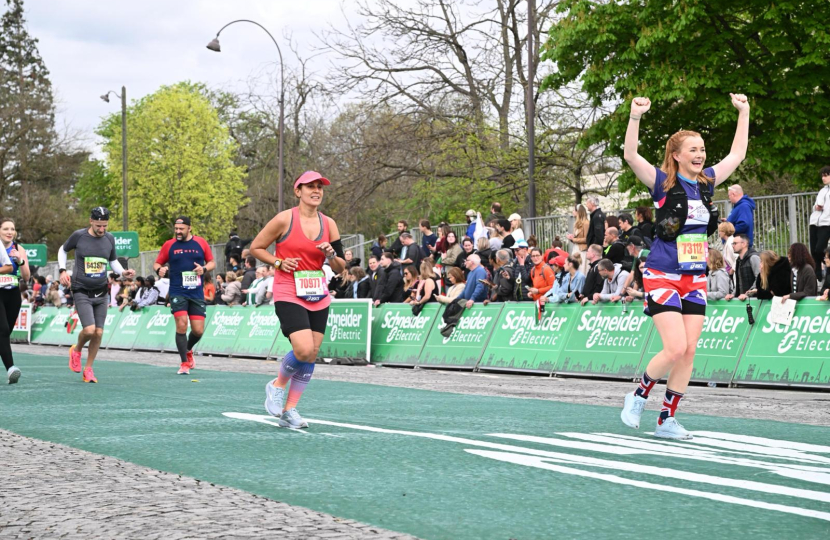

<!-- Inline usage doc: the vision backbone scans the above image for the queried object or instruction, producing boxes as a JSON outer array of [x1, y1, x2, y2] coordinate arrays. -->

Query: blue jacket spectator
[[727, 185, 756, 247], [460, 254, 488, 304], [419, 219, 437, 257], [465, 209, 477, 239]]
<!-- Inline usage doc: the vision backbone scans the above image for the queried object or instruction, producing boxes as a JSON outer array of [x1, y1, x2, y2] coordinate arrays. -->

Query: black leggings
[[0, 287, 22, 370]]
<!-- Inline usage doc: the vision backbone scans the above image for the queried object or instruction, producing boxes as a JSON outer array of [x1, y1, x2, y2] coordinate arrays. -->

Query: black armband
[[330, 239, 345, 260]]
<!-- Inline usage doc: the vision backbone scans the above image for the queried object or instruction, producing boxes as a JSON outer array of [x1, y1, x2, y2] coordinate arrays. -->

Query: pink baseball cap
[[294, 170, 331, 189]]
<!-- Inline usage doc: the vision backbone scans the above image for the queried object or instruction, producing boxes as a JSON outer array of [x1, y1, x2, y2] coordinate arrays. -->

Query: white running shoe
[[278, 408, 308, 429], [653, 417, 693, 440], [264, 379, 285, 417], [620, 391, 647, 429], [7, 366, 20, 384]]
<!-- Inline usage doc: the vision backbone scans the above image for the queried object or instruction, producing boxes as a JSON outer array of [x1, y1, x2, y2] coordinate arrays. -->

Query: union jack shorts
[[642, 268, 707, 317]]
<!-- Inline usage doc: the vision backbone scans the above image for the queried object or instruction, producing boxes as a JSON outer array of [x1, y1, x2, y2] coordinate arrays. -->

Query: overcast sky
[[24, 0, 347, 151]]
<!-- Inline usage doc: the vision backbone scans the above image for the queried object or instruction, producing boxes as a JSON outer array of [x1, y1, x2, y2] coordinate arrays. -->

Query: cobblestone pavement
[[4, 344, 829, 539]]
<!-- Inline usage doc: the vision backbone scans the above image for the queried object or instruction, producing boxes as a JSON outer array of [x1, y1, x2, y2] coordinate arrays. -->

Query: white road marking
[[692, 431, 830, 454]]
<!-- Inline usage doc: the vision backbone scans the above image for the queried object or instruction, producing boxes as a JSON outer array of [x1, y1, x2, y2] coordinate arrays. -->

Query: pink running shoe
[[186, 351, 195, 370], [82, 367, 97, 383], [69, 345, 82, 373], [177, 363, 190, 375]]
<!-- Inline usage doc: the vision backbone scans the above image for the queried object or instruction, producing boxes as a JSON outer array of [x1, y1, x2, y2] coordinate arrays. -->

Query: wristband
[[59, 268, 66, 274], [629, 115, 641, 121]]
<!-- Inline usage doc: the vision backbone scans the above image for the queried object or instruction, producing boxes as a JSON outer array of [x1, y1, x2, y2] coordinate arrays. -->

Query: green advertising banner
[[132, 307, 176, 352], [105, 310, 150, 350], [418, 303, 503, 369], [232, 307, 279, 358], [319, 300, 371, 361], [29, 306, 55, 343], [21, 244, 48, 266], [33, 308, 79, 346], [112, 231, 140, 258], [99, 308, 124, 349], [370, 304, 440, 366], [195, 306, 246, 356], [643, 299, 758, 384], [733, 299, 830, 388], [478, 302, 580, 374], [268, 330, 293, 360], [10, 305, 32, 343], [558, 304, 653, 379]]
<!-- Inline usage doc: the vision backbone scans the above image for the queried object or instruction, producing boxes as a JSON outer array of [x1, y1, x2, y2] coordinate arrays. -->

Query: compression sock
[[186, 331, 202, 351], [658, 389, 684, 425], [284, 361, 315, 411], [175, 332, 188, 363], [635, 371, 657, 399], [274, 351, 300, 389]]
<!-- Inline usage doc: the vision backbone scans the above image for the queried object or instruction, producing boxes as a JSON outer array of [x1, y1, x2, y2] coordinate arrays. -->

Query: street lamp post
[[527, 0, 537, 233], [101, 87, 128, 231], [207, 20, 286, 213]]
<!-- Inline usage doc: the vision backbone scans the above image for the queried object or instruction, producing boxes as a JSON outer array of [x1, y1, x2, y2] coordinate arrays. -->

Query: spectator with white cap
[[465, 209, 477, 239], [508, 213, 525, 242]]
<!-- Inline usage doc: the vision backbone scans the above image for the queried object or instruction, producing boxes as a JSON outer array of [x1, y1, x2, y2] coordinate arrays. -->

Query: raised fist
[[630, 97, 651, 118], [730, 93, 749, 112]]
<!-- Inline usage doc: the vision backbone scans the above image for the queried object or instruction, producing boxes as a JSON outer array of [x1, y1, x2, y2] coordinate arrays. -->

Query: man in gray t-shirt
[[58, 206, 134, 383]]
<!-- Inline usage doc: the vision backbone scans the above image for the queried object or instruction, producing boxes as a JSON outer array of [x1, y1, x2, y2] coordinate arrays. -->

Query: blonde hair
[[660, 130, 714, 190], [708, 249, 725, 271], [758, 250, 780, 291], [420, 259, 436, 279], [225, 271, 237, 281], [476, 237, 489, 251], [575, 204, 588, 222], [718, 221, 735, 236]]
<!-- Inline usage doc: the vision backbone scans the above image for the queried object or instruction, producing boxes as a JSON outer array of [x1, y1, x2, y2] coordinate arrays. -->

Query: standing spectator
[[782, 243, 817, 302], [726, 233, 760, 299], [618, 213, 642, 244], [396, 232, 423, 270], [603, 227, 626, 265], [419, 220, 437, 257], [819, 248, 830, 300], [221, 271, 243, 305], [716, 222, 737, 275], [567, 203, 590, 266], [809, 166, 830, 279], [526, 235, 538, 248], [328, 267, 350, 298], [490, 249, 516, 302], [367, 256, 384, 302], [490, 219, 510, 250], [374, 252, 404, 306], [464, 209, 478, 239], [745, 250, 790, 300], [255, 267, 275, 306], [706, 250, 732, 301], [347, 267, 372, 299], [240, 256, 258, 291], [227, 256, 241, 274], [436, 267, 466, 304], [594, 259, 629, 304], [507, 214, 525, 242], [604, 215, 619, 232], [584, 196, 606, 248], [456, 237, 475, 271], [441, 231, 463, 267], [527, 248, 556, 301], [726, 185, 756, 247], [45, 282, 62, 307], [389, 220, 409, 257], [512, 240, 533, 275], [371, 235, 387, 260], [486, 202, 506, 226], [244, 266, 268, 305], [635, 206, 655, 241], [225, 231, 251, 267], [623, 252, 649, 303], [203, 270, 216, 305], [474, 237, 493, 277], [460, 254, 489, 308], [580, 245, 605, 305], [344, 249, 361, 269], [109, 272, 121, 307]]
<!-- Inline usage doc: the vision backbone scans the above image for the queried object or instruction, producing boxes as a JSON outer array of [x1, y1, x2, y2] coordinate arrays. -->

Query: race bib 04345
[[294, 270, 327, 302]]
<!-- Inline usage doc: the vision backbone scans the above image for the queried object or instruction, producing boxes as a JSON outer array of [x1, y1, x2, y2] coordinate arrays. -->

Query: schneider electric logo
[[577, 309, 647, 349], [761, 308, 830, 354], [211, 311, 244, 337], [440, 312, 492, 345], [328, 308, 364, 341], [381, 310, 430, 343], [501, 309, 568, 347], [114, 237, 133, 247]]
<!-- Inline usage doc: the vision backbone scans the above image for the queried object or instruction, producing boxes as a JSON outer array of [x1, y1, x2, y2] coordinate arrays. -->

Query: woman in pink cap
[[250, 171, 346, 429]]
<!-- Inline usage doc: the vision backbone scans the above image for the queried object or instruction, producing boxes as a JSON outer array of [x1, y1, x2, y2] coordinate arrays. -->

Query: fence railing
[[36, 191, 821, 278]]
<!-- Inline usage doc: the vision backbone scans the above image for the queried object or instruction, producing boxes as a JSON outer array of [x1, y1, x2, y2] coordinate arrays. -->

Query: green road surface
[[2, 353, 829, 540]]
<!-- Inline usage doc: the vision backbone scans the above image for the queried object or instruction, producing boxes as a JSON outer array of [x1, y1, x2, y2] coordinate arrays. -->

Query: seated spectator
[[545, 254, 585, 304], [593, 258, 629, 304], [617, 213, 642, 244], [746, 250, 791, 300], [623, 252, 648, 303], [441, 231, 463, 267], [782, 242, 817, 303], [203, 270, 216, 305], [474, 237, 493, 277], [527, 248, 556, 301], [412, 260, 439, 306], [436, 267, 466, 304], [716, 222, 737, 274], [526, 234, 538, 248], [244, 266, 268, 305], [547, 254, 569, 298], [221, 270, 243, 305], [329, 267, 350, 298], [109, 273, 121, 307], [726, 233, 759, 300], [432, 224, 450, 257], [344, 249, 361, 269], [126, 276, 161, 311], [402, 265, 420, 305], [819, 248, 830, 300], [374, 252, 404, 306], [255, 267, 275, 306], [460, 254, 489, 308], [580, 244, 605, 305], [371, 235, 387, 260], [214, 274, 225, 305], [347, 266, 372, 299], [45, 281, 62, 307], [706, 250, 732, 301], [602, 227, 626, 265]]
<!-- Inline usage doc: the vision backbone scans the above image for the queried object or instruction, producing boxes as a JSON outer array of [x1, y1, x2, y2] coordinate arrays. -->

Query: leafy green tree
[[542, 0, 830, 191], [98, 82, 248, 248]]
